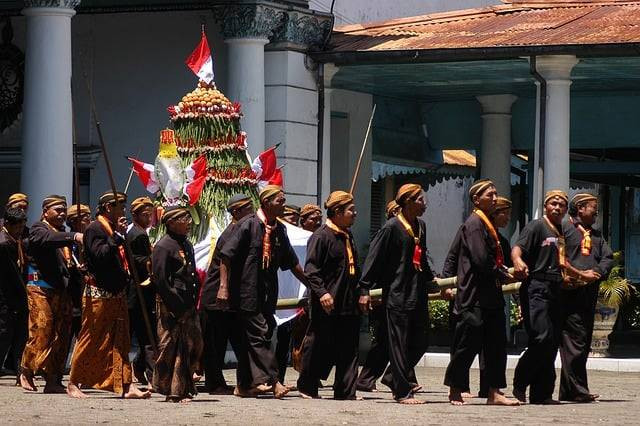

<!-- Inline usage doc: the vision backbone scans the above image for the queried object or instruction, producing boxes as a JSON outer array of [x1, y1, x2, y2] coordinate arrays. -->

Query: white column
[[476, 94, 517, 198], [321, 63, 338, 204], [536, 55, 579, 194], [21, 1, 79, 223], [225, 37, 269, 158]]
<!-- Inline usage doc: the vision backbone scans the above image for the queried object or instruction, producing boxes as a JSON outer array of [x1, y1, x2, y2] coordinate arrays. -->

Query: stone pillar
[[476, 94, 517, 198], [215, 4, 283, 158], [321, 63, 339, 204], [536, 55, 579, 194], [21, 0, 80, 223]]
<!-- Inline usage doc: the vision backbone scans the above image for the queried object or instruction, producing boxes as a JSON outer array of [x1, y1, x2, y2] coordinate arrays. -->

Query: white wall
[[311, 0, 500, 25], [330, 89, 373, 256]]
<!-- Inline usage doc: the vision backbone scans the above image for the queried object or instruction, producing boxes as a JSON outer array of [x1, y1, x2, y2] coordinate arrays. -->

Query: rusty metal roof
[[329, 1, 640, 53], [443, 150, 477, 167]]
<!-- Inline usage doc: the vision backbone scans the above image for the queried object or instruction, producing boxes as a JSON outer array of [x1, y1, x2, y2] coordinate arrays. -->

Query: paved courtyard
[[1, 367, 638, 425]]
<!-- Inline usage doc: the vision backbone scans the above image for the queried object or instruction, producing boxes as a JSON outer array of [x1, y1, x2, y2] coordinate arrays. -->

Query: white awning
[[372, 160, 428, 182]]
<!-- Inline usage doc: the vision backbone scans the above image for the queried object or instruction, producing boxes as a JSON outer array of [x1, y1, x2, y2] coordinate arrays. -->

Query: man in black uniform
[[444, 180, 519, 406], [126, 196, 156, 386], [559, 193, 613, 402], [512, 190, 600, 404], [360, 183, 434, 404], [297, 191, 362, 400], [217, 185, 308, 398], [152, 207, 204, 403], [356, 199, 418, 393], [20, 195, 82, 393], [200, 193, 254, 394], [0, 193, 30, 238], [0, 208, 28, 382], [299, 204, 322, 233]]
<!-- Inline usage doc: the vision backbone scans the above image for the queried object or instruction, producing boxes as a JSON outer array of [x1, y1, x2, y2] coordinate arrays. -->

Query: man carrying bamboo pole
[[512, 190, 581, 404], [559, 193, 613, 402], [444, 180, 520, 406], [359, 183, 433, 404], [217, 185, 308, 398], [297, 191, 362, 400], [67, 191, 150, 399]]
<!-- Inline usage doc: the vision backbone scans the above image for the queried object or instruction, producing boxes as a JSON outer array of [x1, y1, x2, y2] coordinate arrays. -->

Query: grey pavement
[[0, 367, 638, 425]]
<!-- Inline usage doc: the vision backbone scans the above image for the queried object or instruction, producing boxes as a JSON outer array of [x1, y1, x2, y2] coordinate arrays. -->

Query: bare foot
[[19, 373, 37, 392], [67, 383, 88, 399], [123, 384, 152, 399], [44, 383, 67, 394], [461, 392, 474, 399], [255, 383, 273, 393], [573, 393, 598, 403], [540, 398, 561, 405], [487, 391, 520, 406], [299, 391, 321, 399], [513, 387, 526, 403], [449, 388, 466, 406], [165, 396, 192, 403], [273, 382, 290, 399], [412, 384, 423, 393], [398, 397, 425, 405], [192, 372, 202, 382], [180, 397, 192, 404]]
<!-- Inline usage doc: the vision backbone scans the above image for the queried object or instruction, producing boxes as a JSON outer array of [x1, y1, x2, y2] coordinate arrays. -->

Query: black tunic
[[200, 222, 237, 311], [28, 221, 76, 290], [152, 232, 199, 317], [219, 214, 298, 313], [563, 222, 613, 277], [360, 217, 434, 310], [304, 224, 361, 315], [453, 213, 504, 315], [515, 218, 564, 279], [84, 220, 130, 294]]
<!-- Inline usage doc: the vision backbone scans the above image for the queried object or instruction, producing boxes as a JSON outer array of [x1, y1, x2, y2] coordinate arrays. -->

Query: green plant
[[429, 300, 450, 331], [599, 251, 634, 307]]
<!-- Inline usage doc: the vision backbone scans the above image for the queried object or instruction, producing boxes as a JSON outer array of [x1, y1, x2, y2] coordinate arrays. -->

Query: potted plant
[[591, 251, 634, 357]]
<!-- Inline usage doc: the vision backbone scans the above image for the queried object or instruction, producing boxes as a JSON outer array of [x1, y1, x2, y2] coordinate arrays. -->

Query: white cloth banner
[[275, 220, 311, 325]]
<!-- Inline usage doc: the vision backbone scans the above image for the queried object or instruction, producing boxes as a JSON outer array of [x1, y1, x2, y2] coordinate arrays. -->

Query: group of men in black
[[0, 178, 612, 406]]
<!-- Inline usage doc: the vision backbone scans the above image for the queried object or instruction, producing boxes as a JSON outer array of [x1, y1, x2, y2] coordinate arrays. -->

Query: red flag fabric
[[185, 176, 207, 206], [251, 146, 277, 181], [128, 157, 159, 194], [269, 168, 283, 187], [185, 154, 208, 181], [185, 31, 214, 83]]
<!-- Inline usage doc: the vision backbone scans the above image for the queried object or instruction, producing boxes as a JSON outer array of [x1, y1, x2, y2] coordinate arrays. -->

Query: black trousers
[[358, 305, 418, 390], [559, 283, 599, 400], [275, 320, 293, 383], [297, 311, 360, 399], [444, 306, 507, 392], [386, 307, 428, 400], [238, 311, 279, 387], [513, 279, 562, 403], [0, 308, 28, 375], [201, 309, 249, 389], [129, 305, 156, 384]]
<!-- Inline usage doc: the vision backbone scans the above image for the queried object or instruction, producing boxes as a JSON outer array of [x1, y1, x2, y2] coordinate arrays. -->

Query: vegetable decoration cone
[[166, 80, 258, 242]]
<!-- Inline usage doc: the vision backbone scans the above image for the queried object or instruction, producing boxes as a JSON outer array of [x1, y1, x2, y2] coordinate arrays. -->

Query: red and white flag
[[128, 158, 160, 194], [184, 154, 208, 205], [186, 30, 214, 84], [251, 146, 277, 181]]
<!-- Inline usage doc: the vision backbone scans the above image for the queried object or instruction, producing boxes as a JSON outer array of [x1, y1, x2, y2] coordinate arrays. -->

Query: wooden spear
[[349, 104, 376, 194]]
